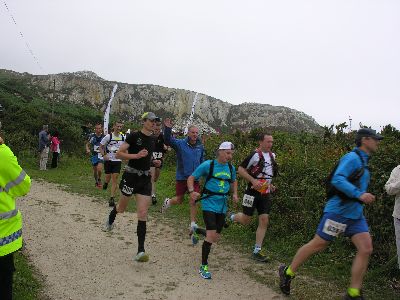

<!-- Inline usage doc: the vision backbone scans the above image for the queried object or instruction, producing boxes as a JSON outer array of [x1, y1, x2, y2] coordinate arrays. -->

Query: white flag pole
[[104, 84, 118, 135]]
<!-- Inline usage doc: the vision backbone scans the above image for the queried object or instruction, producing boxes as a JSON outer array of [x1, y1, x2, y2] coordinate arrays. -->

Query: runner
[[161, 118, 205, 244], [188, 141, 238, 279], [85, 123, 105, 188], [100, 121, 124, 207], [279, 128, 383, 299], [150, 118, 167, 205], [102, 112, 160, 262], [228, 133, 278, 262]]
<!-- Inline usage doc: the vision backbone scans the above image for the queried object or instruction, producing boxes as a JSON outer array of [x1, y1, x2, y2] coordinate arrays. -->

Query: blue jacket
[[164, 126, 205, 180], [324, 147, 370, 219]]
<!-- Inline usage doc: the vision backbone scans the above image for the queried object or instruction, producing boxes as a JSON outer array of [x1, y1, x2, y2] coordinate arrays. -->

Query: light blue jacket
[[324, 148, 370, 219], [164, 127, 204, 180]]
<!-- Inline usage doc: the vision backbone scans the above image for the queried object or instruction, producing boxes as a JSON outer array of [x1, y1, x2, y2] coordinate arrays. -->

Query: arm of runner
[[163, 118, 178, 149], [115, 142, 148, 160], [231, 180, 238, 203], [238, 166, 263, 190], [187, 175, 200, 205], [331, 153, 366, 200], [85, 140, 91, 155], [385, 166, 400, 196]]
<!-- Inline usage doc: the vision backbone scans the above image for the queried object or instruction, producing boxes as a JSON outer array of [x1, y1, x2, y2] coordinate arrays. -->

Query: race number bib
[[152, 152, 163, 159], [242, 194, 255, 208], [93, 145, 100, 153], [322, 219, 347, 237]]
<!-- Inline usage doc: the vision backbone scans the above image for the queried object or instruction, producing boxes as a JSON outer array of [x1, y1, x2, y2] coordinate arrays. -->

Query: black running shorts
[[104, 160, 122, 174], [241, 188, 272, 216], [202, 211, 226, 233], [119, 172, 152, 197]]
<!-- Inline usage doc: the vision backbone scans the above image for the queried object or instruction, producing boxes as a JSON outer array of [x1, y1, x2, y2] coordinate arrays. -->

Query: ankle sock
[[347, 288, 361, 297], [285, 265, 295, 277]]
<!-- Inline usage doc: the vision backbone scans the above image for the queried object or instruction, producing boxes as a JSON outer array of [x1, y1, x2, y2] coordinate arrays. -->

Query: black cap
[[356, 128, 383, 140]]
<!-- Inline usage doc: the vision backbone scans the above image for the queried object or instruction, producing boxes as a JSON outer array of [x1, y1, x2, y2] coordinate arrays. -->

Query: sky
[[1, 0, 399, 130]]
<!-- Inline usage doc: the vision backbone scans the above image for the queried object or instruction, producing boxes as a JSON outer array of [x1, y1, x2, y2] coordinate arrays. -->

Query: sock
[[347, 288, 361, 297], [285, 265, 295, 277], [230, 213, 235, 222], [137, 220, 147, 253], [253, 244, 262, 254], [202, 241, 212, 265], [109, 206, 117, 225]]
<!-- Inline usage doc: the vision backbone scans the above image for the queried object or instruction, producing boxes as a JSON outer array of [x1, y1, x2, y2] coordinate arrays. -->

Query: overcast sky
[[1, 0, 399, 130]]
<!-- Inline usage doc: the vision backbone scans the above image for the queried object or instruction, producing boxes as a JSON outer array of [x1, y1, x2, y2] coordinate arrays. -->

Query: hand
[[153, 160, 161, 167], [164, 118, 173, 128], [232, 193, 239, 203], [86, 149, 91, 155], [270, 184, 277, 193], [359, 193, 375, 204], [137, 149, 148, 158], [103, 154, 110, 161], [251, 179, 263, 190], [190, 191, 200, 205]]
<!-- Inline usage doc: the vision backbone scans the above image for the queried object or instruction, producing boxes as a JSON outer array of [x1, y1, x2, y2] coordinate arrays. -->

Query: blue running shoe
[[191, 232, 199, 245], [199, 264, 212, 279]]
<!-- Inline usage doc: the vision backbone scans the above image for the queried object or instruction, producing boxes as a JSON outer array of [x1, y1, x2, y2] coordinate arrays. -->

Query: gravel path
[[19, 180, 282, 300]]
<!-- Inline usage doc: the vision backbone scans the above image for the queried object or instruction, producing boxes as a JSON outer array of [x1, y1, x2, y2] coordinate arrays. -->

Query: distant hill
[[0, 69, 322, 133]]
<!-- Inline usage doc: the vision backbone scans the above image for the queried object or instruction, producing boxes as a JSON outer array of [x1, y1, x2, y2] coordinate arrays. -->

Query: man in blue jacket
[[161, 118, 205, 244], [279, 128, 383, 300]]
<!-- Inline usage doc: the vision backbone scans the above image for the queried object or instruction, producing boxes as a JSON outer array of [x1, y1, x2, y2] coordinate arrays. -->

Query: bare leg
[[349, 232, 373, 289]]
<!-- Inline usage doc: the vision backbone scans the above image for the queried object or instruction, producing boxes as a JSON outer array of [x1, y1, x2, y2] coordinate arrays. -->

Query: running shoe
[[160, 198, 170, 213], [108, 197, 115, 207], [252, 250, 269, 262], [191, 232, 199, 245], [102, 217, 114, 232], [199, 264, 212, 279], [151, 194, 157, 205], [135, 252, 149, 262], [279, 265, 293, 295], [343, 291, 365, 300], [103, 182, 108, 190]]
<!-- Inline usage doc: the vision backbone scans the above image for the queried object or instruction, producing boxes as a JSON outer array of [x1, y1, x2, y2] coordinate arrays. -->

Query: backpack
[[325, 149, 366, 204], [201, 160, 234, 198], [248, 149, 278, 179]]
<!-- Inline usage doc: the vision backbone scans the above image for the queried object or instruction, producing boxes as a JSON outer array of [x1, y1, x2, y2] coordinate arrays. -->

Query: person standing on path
[[161, 118, 205, 244], [385, 164, 400, 269], [279, 128, 383, 300], [0, 136, 32, 300], [188, 141, 238, 279], [86, 124, 105, 188], [103, 112, 161, 262], [150, 118, 167, 205], [228, 133, 278, 262], [50, 131, 61, 169], [38, 125, 51, 170], [100, 121, 124, 206]]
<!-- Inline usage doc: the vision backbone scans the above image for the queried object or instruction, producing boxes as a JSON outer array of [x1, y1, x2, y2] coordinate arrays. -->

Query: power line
[[3, 0, 44, 71]]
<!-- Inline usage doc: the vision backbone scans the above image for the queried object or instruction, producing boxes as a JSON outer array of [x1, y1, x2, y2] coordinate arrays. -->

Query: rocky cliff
[[1, 69, 322, 133]]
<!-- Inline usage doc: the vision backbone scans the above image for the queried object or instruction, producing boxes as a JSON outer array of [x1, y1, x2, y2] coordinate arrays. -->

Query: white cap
[[218, 141, 234, 150]]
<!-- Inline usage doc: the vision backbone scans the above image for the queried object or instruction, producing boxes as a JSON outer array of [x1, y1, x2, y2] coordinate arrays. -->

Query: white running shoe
[[135, 252, 149, 262], [161, 198, 170, 213], [102, 217, 114, 232]]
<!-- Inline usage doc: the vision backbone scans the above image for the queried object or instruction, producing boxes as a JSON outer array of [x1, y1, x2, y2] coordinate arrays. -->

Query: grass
[[16, 153, 400, 300]]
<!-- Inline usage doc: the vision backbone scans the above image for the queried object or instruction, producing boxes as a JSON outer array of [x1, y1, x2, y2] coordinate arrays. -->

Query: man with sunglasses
[[279, 128, 383, 300], [102, 112, 161, 263]]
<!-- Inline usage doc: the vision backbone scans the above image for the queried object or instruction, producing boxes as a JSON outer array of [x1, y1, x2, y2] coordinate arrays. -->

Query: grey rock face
[[4, 69, 322, 133]]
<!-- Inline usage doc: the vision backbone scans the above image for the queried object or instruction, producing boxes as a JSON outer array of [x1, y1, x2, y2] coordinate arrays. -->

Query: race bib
[[242, 194, 255, 208], [322, 219, 347, 237], [152, 152, 163, 159], [93, 145, 100, 153]]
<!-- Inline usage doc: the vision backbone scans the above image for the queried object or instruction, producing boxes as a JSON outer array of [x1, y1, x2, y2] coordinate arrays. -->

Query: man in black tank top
[[102, 112, 161, 263], [150, 119, 167, 205]]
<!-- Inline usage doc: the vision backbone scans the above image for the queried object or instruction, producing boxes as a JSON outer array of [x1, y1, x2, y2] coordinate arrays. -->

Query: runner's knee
[[258, 214, 269, 227]]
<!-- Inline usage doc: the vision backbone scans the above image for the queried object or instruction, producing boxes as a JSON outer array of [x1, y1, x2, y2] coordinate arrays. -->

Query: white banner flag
[[104, 84, 118, 135], [184, 92, 199, 135]]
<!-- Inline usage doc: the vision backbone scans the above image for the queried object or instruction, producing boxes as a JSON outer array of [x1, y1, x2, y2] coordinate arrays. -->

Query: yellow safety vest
[[0, 144, 31, 256]]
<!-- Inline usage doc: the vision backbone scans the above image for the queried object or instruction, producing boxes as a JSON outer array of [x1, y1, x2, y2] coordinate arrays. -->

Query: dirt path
[[19, 180, 283, 300]]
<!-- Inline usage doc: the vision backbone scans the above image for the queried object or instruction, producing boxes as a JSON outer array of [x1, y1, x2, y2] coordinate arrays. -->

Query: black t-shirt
[[125, 131, 155, 170], [152, 133, 166, 160]]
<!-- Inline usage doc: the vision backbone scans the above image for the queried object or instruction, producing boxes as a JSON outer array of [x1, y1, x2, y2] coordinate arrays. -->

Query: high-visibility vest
[[0, 144, 31, 256]]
